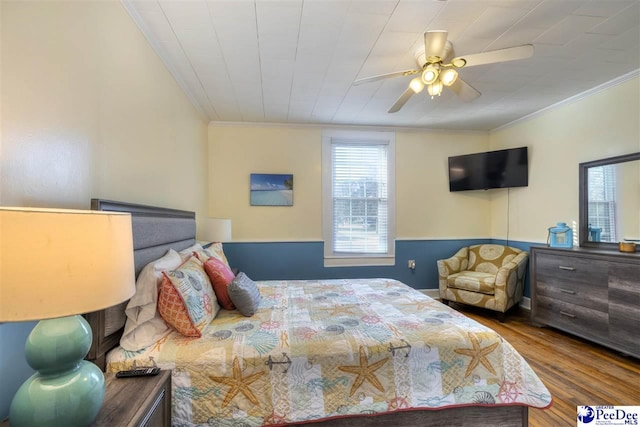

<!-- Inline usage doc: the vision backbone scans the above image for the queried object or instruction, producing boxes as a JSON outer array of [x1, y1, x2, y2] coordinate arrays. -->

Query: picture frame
[[250, 173, 293, 206]]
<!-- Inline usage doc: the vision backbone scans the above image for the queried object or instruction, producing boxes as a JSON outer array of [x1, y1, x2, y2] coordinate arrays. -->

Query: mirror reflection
[[586, 160, 640, 243]]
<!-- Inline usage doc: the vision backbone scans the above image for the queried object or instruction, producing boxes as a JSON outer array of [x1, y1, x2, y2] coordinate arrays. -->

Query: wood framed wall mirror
[[579, 152, 640, 250]]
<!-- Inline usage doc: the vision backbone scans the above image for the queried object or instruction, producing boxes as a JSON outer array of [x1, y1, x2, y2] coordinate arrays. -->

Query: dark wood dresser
[[531, 246, 639, 358]]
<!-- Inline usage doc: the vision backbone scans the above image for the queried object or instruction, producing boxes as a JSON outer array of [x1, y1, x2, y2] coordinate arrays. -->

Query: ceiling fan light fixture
[[421, 64, 439, 84], [409, 77, 424, 93], [427, 80, 443, 99], [440, 68, 458, 86]]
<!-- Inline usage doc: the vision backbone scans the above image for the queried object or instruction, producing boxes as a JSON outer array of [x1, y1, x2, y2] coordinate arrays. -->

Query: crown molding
[[121, 0, 210, 121], [492, 69, 640, 133], [208, 120, 487, 136]]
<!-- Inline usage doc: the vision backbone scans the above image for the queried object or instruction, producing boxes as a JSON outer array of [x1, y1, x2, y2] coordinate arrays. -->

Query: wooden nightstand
[[91, 369, 171, 427], [2, 370, 171, 427]]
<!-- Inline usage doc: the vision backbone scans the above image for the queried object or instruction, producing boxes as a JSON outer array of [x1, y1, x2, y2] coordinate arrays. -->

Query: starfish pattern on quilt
[[323, 305, 358, 316], [338, 345, 389, 396], [399, 300, 432, 311], [209, 356, 265, 408], [454, 332, 500, 378]]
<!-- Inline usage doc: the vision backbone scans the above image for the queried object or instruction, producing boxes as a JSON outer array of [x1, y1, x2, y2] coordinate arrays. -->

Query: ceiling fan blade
[[449, 77, 481, 102], [424, 30, 448, 59], [353, 69, 419, 86], [454, 44, 534, 68], [388, 87, 415, 113]]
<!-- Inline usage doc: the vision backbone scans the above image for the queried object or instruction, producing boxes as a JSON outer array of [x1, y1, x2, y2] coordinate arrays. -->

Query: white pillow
[[178, 242, 204, 260], [120, 249, 183, 351]]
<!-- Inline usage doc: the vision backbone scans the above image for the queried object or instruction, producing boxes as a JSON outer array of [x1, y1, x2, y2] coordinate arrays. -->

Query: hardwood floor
[[451, 303, 640, 427]]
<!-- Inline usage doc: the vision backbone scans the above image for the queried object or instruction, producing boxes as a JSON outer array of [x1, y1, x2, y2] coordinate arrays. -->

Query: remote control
[[116, 367, 161, 378]]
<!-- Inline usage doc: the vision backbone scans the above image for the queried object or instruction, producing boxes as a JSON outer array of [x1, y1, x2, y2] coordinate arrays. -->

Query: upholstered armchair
[[437, 244, 528, 321]]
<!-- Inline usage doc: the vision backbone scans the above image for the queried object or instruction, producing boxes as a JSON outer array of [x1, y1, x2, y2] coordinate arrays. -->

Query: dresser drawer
[[608, 261, 640, 357], [535, 295, 609, 341], [535, 280, 608, 312], [534, 253, 608, 311], [531, 247, 640, 358], [92, 370, 171, 427]]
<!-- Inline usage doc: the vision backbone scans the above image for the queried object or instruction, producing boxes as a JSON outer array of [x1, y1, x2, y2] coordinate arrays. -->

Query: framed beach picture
[[250, 173, 294, 206]]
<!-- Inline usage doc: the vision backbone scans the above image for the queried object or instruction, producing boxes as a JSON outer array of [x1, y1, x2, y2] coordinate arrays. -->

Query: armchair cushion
[[447, 271, 496, 294]]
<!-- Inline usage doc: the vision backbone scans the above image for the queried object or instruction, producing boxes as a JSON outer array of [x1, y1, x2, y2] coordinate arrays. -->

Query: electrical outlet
[[408, 260, 416, 270]]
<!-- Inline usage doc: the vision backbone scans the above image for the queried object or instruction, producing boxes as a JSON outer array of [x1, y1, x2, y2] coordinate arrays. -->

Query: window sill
[[324, 256, 395, 267]]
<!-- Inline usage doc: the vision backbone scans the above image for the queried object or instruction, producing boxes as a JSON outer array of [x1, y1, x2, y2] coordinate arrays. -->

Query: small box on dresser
[[531, 246, 639, 358]]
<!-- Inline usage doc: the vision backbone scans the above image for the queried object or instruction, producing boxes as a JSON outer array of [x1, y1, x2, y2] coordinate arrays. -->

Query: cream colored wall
[[209, 124, 490, 241], [1, 1, 208, 215], [209, 125, 323, 241], [489, 76, 640, 243], [1, 1, 208, 419], [395, 131, 491, 239]]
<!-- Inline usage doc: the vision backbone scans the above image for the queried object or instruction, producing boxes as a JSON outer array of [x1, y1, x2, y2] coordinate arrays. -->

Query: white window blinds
[[331, 142, 389, 254], [587, 165, 617, 241], [322, 130, 395, 266]]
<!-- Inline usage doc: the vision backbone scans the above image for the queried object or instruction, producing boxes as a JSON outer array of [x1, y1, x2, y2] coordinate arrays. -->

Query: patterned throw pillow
[[194, 242, 230, 268], [120, 249, 183, 351], [203, 257, 236, 310], [228, 272, 261, 317], [158, 256, 220, 337]]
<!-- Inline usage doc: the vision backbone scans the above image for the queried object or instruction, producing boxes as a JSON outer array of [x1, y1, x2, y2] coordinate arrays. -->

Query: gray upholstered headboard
[[85, 199, 197, 370]]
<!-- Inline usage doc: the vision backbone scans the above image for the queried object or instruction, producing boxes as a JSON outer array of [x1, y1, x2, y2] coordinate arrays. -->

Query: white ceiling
[[123, 0, 640, 131]]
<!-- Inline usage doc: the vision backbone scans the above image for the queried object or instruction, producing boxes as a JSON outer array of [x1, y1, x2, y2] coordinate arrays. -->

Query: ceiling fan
[[353, 30, 534, 113]]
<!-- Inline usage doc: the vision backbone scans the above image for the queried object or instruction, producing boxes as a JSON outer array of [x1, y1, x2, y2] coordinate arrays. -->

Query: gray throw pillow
[[228, 272, 261, 316]]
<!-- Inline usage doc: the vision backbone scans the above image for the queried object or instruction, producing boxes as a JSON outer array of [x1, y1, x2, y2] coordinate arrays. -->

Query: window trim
[[322, 129, 396, 267]]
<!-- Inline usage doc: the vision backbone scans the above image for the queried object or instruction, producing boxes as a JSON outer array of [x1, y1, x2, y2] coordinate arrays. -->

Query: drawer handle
[[558, 265, 576, 271], [559, 288, 576, 295], [140, 388, 165, 427], [560, 311, 576, 318]]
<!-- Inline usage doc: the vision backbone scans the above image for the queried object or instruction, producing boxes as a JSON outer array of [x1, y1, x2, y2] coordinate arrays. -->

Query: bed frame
[[85, 198, 196, 369], [84, 199, 529, 427]]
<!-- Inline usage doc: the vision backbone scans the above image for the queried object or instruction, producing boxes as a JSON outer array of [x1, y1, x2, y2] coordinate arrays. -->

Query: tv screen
[[448, 147, 528, 192]]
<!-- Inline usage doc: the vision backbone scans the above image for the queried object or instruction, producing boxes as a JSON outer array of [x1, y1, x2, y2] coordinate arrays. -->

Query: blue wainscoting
[[223, 238, 538, 297], [0, 321, 36, 420], [222, 239, 488, 290]]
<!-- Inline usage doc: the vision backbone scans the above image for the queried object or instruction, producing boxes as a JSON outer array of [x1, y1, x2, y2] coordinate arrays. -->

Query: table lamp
[[199, 218, 232, 242], [0, 207, 136, 426]]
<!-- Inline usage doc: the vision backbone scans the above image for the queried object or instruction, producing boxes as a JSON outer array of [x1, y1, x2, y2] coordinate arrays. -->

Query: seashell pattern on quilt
[[106, 278, 552, 426]]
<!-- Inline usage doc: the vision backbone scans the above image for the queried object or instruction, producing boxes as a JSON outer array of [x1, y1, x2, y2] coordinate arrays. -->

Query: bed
[[85, 199, 552, 427]]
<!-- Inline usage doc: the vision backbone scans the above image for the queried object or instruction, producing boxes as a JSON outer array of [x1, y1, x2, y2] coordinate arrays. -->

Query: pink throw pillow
[[203, 257, 236, 310]]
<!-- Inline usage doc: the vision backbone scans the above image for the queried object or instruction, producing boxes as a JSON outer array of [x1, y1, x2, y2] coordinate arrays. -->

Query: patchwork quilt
[[106, 278, 552, 426]]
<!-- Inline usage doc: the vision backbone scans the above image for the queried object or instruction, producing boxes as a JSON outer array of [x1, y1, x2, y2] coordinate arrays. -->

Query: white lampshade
[[421, 64, 439, 84], [440, 68, 458, 86], [0, 207, 136, 321], [199, 218, 232, 242], [409, 77, 424, 94]]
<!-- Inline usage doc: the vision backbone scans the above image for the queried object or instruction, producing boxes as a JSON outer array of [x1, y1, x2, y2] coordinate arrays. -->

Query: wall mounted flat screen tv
[[448, 147, 528, 192]]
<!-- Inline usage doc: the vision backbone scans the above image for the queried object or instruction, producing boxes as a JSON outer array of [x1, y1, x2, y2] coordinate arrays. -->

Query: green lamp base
[[9, 315, 105, 427]]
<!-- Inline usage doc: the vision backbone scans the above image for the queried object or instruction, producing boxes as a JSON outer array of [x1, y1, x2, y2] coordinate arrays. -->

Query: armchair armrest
[[437, 247, 469, 294], [493, 251, 529, 309]]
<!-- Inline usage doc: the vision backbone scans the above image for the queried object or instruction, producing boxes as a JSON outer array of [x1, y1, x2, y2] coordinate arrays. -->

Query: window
[[322, 130, 395, 266], [587, 164, 617, 241]]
